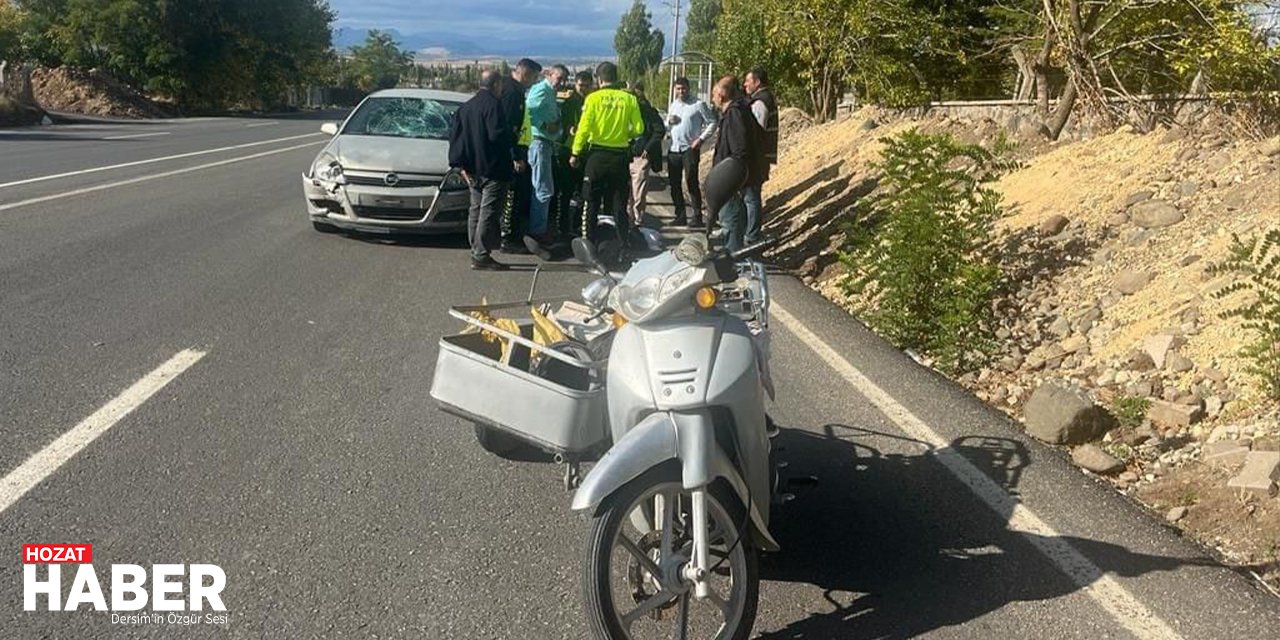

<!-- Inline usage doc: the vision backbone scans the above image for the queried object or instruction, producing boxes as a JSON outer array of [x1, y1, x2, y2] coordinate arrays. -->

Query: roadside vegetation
[[1210, 229, 1280, 401]]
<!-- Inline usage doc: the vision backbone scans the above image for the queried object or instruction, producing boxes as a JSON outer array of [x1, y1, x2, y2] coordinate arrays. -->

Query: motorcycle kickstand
[[563, 460, 582, 491]]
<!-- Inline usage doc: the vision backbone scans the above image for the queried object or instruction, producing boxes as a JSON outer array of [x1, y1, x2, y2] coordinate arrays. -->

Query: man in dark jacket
[[709, 75, 764, 252], [742, 67, 778, 244], [498, 59, 541, 253], [449, 70, 516, 270], [552, 68, 592, 238], [626, 81, 666, 225]]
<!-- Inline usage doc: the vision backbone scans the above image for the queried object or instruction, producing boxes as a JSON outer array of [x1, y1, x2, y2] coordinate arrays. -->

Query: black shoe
[[523, 234, 554, 261], [500, 241, 530, 255], [671, 216, 689, 227], [470, 256, 509, 271]]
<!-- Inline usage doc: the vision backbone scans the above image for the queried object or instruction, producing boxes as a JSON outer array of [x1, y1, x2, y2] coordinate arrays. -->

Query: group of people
[[448, 58, 778, 270]]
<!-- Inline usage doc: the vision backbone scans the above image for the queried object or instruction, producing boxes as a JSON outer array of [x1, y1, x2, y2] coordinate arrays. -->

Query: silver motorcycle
[[430, 234, 778, 640], [570, 235, 777, 640]]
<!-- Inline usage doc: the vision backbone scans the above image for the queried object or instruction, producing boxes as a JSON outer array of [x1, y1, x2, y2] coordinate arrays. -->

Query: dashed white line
[[0, 132, 323, 190], [0, 140, 323, 212], [103, 131, 172, 140], [0, 349, 207, 515], [770, 302, 1183, 640], [245, 121, 279, 128]]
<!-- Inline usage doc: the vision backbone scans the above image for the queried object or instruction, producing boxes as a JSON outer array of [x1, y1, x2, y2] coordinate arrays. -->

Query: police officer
[[569, 62, 644, 243]]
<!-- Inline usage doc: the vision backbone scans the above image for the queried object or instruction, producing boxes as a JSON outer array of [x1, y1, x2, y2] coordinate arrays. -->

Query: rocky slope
[[763, 105, 1280, 590]]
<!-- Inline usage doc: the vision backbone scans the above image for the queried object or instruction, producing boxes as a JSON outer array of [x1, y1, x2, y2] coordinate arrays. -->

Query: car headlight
[[441, 171, 467, 191], [312, 153, 345, 184]]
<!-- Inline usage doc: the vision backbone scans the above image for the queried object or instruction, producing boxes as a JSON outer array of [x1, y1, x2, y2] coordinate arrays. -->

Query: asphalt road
[[2, 114, 1279, 639]]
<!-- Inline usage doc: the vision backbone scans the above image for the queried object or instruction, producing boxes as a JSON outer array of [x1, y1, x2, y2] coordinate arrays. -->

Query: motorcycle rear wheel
[[582, 463, 758, 640]]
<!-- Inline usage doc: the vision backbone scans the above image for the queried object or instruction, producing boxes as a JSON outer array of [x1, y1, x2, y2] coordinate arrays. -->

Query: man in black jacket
[[709, 75, 764, 252], [743, 67, 778, 244], [449, 70, 516, 270], [626, 81, 665, 225], [498, 59, 541, 253]]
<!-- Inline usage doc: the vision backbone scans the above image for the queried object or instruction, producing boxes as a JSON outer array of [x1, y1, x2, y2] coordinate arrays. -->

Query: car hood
[[328, 135, 450, 174]]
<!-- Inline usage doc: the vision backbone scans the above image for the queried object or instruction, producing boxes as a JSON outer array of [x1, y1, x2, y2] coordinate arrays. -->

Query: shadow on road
[[759, 422, 1212, 639]]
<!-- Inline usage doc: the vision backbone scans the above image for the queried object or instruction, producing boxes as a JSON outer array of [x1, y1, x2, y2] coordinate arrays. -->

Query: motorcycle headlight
[[312, 154, 345, 184], [613, 267, 701, 322], [441, 171, 467, 191], [614, 277, 661, 321]]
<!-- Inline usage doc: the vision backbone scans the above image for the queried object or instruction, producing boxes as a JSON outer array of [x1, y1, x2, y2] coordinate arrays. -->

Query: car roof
[[367, 88, 471, 103]]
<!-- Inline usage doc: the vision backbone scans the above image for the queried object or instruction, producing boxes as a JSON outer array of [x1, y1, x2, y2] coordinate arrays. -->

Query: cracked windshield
[[344, 97, 459, 138]]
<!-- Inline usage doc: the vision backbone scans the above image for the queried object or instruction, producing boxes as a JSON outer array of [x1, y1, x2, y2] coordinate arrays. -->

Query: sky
[[329, 0, 681, 58]]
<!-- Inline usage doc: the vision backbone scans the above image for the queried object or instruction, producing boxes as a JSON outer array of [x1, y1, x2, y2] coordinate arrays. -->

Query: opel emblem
[[384, 173, 400, 186]]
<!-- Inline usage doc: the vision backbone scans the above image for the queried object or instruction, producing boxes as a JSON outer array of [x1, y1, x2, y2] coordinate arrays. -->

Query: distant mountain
[[332, 26, 613, 59]]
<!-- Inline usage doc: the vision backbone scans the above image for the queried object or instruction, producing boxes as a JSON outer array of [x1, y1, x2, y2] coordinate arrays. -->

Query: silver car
[[303, 89, 472, 235]]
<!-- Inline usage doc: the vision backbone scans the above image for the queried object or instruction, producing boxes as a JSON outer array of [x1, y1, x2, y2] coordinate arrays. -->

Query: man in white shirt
[[665, 77, 718, 228]]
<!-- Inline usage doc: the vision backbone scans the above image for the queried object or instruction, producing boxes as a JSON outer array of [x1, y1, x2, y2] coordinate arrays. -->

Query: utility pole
[[663, 0, 682, 107]]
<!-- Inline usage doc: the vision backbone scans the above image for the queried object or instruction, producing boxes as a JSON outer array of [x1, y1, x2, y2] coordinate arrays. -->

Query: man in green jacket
[[570, 62, 645, 243]]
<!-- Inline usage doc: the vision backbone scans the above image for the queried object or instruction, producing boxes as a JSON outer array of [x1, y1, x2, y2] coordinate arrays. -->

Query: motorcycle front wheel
[[582, 463, 758, 640]]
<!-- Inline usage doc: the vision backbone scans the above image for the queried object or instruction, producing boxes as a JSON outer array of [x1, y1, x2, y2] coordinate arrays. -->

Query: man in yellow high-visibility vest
[[570, 62, 645, 243]]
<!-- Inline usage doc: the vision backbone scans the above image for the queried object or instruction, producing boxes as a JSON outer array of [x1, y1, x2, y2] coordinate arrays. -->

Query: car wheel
[[312, 220, 340, 233]]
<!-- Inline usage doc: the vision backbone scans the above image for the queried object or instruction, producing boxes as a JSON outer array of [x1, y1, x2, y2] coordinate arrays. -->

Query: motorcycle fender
[[570, 412, 781, 552]]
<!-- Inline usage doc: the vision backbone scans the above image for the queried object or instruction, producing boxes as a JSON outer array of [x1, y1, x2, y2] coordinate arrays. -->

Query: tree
[[16, 0, 335, 109], [615, 0, 665, 82], [348, 30, 413, 92], [0, 0, 27, 64], [683, 0, 719, 55]]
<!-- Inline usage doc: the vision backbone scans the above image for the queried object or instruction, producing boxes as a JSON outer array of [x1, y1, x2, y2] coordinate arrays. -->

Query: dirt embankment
[[766, 105, 1280, 587], [30, 66, 174, 119]]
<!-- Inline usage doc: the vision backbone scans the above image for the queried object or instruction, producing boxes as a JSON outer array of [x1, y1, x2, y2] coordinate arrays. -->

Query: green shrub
[[1111, 395, 1151, 429], [1209, 229, 1280, 401], [838, 129, 1005, 373]]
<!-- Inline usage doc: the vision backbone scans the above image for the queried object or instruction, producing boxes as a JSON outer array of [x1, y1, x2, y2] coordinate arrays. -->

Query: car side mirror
[[320, 122, 339, 136]]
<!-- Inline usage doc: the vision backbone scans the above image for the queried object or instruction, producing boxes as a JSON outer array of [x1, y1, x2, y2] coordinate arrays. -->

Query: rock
[[1178, 147, 1198, 163], [1202, 368, 1228, 383], [1130, 200, 1185, 229], [1263, 137, 1280, 157], [1039, 215, 1071, 236], [1204, 441, 1251, 471], [1226, 451, 1280, 497], [1128, 352, 1157, 372], [1177, 181, 1199, 197], [1122, 429, 1154, 447], [1165, 352, 1195, 373], [996, 327, 1012, 340], [1072, 444, 1126, 475], [1126, 381, 1155, 398], [1049, 316, 1073, 338], [1126, 229, 1155, 246], [1143, 334, 1185, 369], [1204, 396, 1224, 419], [1180, 254, 1202, 267], [1125, 190, 1155, 206], [859, 118, 879, 131], [1166, 506, 1189, 523], [1097, 370, 1118, 387], [1115, 270, 1155, 295], [1119, 470, 1140, 484], [1148, 399, 1205, 428], [1024, 382, 1115, 445], [1059, 335, 1088, 355]]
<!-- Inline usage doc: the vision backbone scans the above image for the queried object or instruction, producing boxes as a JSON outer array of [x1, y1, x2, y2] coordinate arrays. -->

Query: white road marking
[[770, 302, 1183, 640], [0, 132, 323, 190], [0, 349, 207, 515], [0, 141, 322, 212], [245, 121, 279, 128], [103, 131, 172, 140]]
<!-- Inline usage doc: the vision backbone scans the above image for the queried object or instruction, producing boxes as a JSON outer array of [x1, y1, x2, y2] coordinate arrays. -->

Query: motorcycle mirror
[[572, 237, 605, 272]]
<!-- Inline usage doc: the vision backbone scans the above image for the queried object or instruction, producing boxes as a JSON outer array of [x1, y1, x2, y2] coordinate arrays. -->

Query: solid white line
[[0, 141, 323, 212], [770, 302, 1183, 640], [245, 121, 279, 128], [0, 349, 207, 515], [0, 132, 323, 190], [103, 131, 172, 140]]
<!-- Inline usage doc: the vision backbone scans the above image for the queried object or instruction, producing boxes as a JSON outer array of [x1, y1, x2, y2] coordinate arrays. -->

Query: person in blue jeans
[[742, 67, 778, 244], [522, 64, 566, 259]]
